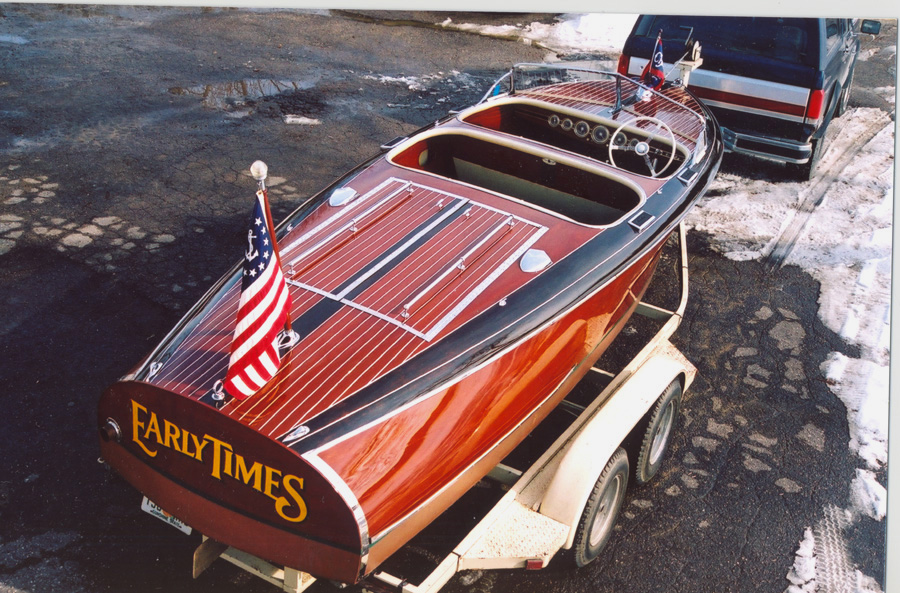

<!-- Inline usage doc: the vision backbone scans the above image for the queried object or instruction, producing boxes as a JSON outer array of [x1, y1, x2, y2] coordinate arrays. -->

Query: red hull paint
[[98, 68, 721, 585], [322, 244, 664, 569]]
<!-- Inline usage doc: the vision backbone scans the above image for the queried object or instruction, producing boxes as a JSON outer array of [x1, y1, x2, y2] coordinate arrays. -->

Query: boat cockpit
[[461, 100, 687, 180], [388, 129, 644, 227], [387, 65, 708, 228]]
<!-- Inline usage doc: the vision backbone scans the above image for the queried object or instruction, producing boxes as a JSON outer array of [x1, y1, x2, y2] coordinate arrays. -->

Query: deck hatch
[[628, 210, 655, 232], [284, 179, 547, 342]]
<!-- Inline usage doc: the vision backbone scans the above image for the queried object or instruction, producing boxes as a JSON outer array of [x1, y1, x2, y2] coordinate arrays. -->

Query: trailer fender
[[540, 354, 688, 549]]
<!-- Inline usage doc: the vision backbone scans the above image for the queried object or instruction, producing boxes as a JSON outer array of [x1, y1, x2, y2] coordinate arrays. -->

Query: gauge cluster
[[548, 113, 620, 146]]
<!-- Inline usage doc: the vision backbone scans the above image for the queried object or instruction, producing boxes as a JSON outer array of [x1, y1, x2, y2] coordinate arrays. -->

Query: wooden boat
[[98, 64, 722, 584]]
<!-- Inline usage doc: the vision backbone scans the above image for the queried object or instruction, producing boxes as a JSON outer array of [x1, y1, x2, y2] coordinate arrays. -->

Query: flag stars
[[240, 195, 282, 291]]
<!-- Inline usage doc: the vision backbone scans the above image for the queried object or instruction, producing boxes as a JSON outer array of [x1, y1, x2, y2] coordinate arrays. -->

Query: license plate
[[141, 496, 192, 535]]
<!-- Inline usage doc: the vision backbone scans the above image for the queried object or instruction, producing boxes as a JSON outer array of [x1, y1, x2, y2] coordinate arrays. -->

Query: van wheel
[[787, 136, 824, 181], [635, 380, 682, 484], [572, 448, 629, 567], [836, 69, 854, 118]]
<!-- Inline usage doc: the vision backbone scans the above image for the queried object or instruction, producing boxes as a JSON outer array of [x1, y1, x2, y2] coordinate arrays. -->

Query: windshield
[[635, 16, 816, 64]]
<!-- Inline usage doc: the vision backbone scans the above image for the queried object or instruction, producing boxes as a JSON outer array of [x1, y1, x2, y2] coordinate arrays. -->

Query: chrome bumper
[[721, 127, 812, 164]]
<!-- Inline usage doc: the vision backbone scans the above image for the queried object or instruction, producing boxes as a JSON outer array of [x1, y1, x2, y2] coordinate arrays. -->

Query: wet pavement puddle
[[168, 78, 318, 112]]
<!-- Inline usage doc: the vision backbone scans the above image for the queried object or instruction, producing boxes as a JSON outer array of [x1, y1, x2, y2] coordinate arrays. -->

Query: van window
[[635, 16, 817, 65], [825, 19, 843, 52]]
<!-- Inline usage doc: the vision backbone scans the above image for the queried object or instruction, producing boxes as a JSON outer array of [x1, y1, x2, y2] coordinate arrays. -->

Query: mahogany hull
[[98, 241, 664, 583], [98, 66, 723, 585]]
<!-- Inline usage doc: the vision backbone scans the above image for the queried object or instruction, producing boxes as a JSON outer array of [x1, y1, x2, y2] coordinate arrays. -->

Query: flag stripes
[[224, 190, 292, 399]]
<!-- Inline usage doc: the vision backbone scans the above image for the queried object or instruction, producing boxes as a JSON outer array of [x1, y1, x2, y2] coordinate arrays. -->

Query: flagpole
[[250, 160, 295, 338]]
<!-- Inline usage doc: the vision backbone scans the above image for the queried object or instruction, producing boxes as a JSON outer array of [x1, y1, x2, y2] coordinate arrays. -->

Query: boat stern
[[97, 380, 367, 583]]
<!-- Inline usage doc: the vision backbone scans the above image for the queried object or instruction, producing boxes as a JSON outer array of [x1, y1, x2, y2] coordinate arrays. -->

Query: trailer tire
[[635, 379, 682, 484], [572, 447, 629, 567]]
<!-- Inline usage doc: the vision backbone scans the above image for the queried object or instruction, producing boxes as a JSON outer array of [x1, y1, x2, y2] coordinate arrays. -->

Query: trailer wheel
[[572, 447, 629, 567], [635, 380, 682, 484]]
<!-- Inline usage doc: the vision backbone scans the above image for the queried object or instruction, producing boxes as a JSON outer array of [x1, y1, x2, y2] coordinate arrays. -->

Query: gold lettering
[[223, 449, 233, 477], [234, 455, 263, 491], [205, 436, 232, 480], [264, 465, 282, 500], [163, 419, 181, 452], [143, 412, 162, 446], [125, 407, 311, 523], [191, 433, 209, 462], [130, 400, 157, 457], [275, 475, 308, 523]]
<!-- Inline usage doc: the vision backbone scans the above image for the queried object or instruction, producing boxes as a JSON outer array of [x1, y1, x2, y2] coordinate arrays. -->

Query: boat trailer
[[189, 222, 696, 592]]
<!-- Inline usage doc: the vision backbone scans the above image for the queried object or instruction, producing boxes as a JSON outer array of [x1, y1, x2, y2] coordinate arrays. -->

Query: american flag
[[640, 30, 665, 90], [223, 190, 292, 400]]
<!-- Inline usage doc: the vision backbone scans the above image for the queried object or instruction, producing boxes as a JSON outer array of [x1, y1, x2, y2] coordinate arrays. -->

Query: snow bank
[[514, 13, 637, 54], [690, 108, 894, 472], [822, 352, 890, 469], [442, 13, 637, 55], [850, 468, 887, 521], [473, 13, 893, 593]]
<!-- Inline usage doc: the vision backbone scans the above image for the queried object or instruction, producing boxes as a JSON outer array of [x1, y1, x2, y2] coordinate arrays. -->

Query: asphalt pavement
[[0, 7, 891, 593]]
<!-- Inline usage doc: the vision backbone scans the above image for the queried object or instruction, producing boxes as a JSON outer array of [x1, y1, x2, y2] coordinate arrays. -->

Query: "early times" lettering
[[131, 399, 308, 523]]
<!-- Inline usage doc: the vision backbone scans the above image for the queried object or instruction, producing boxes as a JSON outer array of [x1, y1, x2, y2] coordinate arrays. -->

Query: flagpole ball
[[250, 160, 268, 181]]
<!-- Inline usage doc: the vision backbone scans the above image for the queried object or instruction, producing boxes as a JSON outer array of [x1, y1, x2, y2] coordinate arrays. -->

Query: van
[[618, 16, 881, 179]]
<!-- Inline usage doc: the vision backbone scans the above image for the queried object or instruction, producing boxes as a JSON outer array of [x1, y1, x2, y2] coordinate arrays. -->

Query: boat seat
[[452, 158, 626, 225], [392, 132, 642, 226]]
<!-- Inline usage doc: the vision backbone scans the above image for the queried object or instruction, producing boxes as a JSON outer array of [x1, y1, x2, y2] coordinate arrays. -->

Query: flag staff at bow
[[221, 161, 297, 401]]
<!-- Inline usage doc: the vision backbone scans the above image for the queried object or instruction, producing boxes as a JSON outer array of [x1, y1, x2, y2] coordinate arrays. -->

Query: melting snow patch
[[785, 528, 816, 593], [785, 499, 886, 591], [446, 13, 638, 55], [440, 18, 520, 38], [364, 74, 431, 91], [849, 469, 886, 521], [820, 353, 889, 469], [0, 34, 29, 45], [283, 115, 321, 125]]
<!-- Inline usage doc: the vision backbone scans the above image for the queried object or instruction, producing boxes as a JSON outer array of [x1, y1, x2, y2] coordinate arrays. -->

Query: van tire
[[572, 448, 629, 567], [788, 135, 824, 181], [836, 68, 854, 117]]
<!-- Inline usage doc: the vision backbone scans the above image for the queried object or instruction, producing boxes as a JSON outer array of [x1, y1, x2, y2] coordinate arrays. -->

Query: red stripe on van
[[689, 86, 807, 118]]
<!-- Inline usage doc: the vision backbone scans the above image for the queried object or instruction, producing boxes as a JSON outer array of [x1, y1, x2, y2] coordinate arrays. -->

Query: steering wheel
[[608, 116, 677, 178]]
